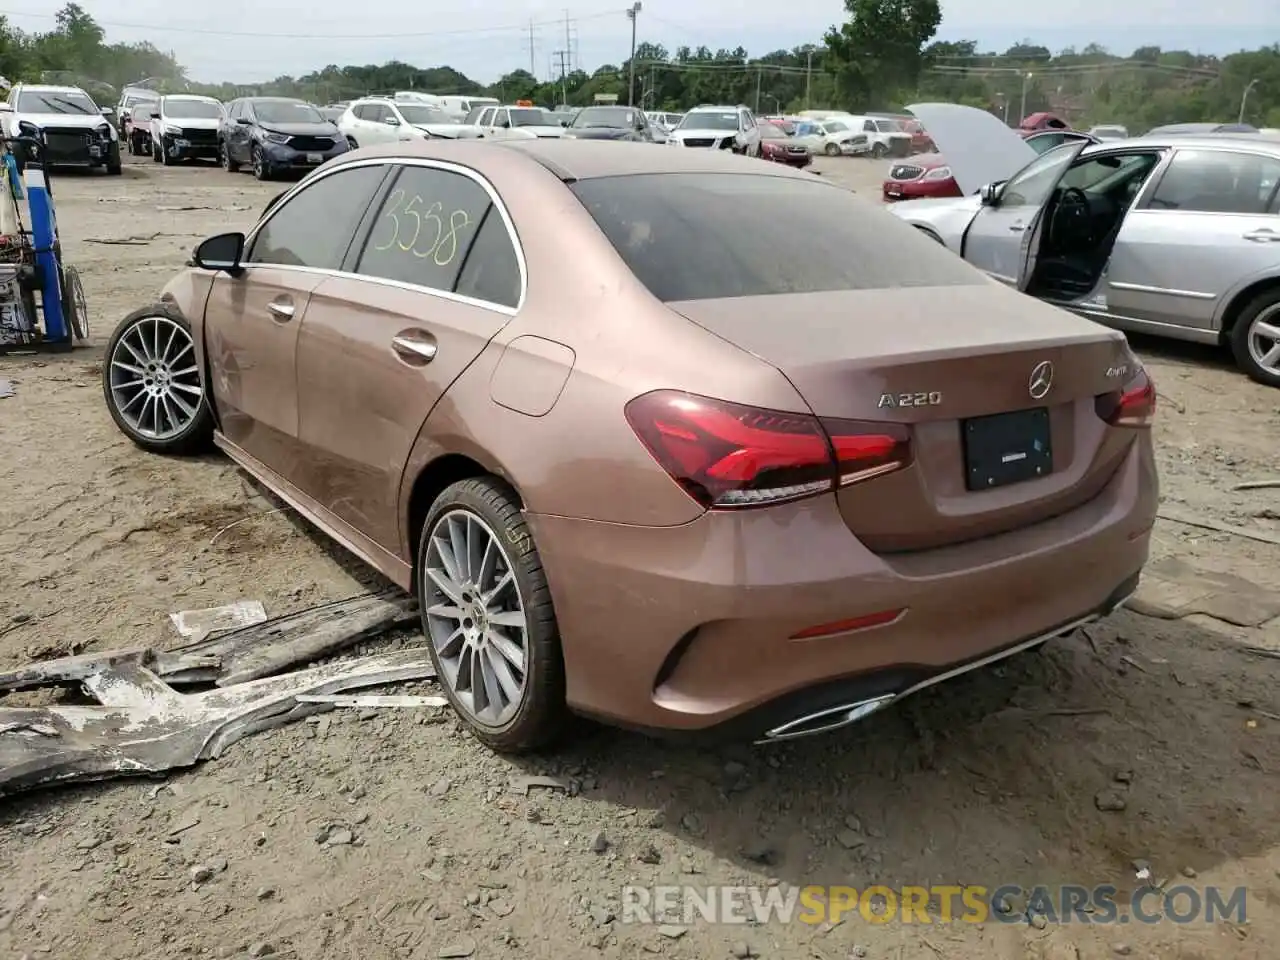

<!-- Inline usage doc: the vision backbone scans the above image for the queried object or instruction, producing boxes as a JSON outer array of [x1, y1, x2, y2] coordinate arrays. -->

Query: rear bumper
[[527, 437, 1157, 738]]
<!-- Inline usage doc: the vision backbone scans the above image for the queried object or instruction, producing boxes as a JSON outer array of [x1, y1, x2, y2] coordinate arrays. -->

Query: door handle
[[1008, 221, 1026, 232], [1243, 229, 1280, 242], [266, 300, 294, 321], [391, 335, 438, 362]]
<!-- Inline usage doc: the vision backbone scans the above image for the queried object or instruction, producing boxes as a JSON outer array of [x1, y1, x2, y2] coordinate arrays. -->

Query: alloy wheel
[[422, 509, 529, 728], [106, 315, 203, 441], [1247, 303, 1280, 375]]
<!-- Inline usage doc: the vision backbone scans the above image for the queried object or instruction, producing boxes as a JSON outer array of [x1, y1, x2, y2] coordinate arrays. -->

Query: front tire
[[160, 138, 172, 166], [102, 304, 214, 456], [417, 477, 567, 753], [151, 140, 161, 163], [252, 146, 272, 181], [106, 143, 122, 175], [871, 142, 888, 159], [345, 135, 358, 149], [824, 142, 840, 157], [1230, 290, 1280, 388], [220, 140, 240, 172]]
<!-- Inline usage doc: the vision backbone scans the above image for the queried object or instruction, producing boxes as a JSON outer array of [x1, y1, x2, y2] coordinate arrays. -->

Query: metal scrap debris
[[0, 590, 428, 796], [0, 377, 14, 398], [296, 693, 447, 708], [170, 600, 267, 642]]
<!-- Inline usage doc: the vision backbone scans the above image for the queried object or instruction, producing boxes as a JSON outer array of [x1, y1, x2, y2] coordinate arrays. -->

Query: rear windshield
[[569, 173, 983, 302]]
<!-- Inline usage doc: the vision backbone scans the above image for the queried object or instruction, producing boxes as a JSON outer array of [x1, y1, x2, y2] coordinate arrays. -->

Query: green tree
[[824, 0, 942, 108]]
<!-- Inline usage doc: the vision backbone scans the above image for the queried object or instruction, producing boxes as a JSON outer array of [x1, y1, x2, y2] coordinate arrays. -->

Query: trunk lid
[[670, 286, 1139, 551]]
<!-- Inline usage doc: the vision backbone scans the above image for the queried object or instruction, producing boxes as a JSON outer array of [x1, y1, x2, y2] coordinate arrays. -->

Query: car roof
[[327, 138, 816, 183], [162, 94, 218, 101], [1081, 133, 1280, 156], [16, 84, 86, 93], [245, 96, 307, 103]]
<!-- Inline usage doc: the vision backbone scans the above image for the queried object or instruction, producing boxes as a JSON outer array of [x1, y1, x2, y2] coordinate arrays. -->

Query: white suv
[[667, 105, 761, 156], [7, 83, 121, 174], [338, 98, 480, 147]]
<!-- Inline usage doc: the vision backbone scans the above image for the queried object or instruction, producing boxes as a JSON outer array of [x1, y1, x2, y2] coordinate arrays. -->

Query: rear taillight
[[624, 390, 911, 509], [1095, 368, 1157, 427]]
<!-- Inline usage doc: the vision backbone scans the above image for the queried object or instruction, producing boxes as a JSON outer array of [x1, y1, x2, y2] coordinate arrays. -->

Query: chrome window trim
[[241, 154, 529, 316]]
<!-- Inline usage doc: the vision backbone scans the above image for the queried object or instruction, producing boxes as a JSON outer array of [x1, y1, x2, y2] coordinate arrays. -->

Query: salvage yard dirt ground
[[2, 154, 1280, 960]]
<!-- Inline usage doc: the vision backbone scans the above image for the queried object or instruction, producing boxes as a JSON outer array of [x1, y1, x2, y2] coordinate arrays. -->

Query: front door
[[204, 162, 390, 483], [293, 161, 523, 558], [228, 105, 254, 164], [1107, 147, 1280, 333], [962, 141, 1087, 286]]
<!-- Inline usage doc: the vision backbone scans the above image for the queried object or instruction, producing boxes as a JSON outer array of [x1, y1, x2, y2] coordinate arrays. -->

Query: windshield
[[124, 91, 159, 107], [164, 98, 222, 120], [253, 101, 325, 124], [1094, 126, 1127, 138], [397, 104, 450, 125], [758, 124, 787, 140], [509, 108, 550, 126], [680, 111, 739, 132], [570, 173, 983, 302], [572, 107, 639, 128], [16, 90, 97, 115], [874, 119, 902, 132]]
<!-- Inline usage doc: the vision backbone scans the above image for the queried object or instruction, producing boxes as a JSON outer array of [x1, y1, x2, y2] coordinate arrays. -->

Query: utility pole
[[805, 50, 813, 108], [554, 49, 570, 107], [754, 66, 761, 113], [626, 2, 642, 107], [528, 19, 537, 78], [564, 9, 572, 70], [649, 63, 655, 108], [1019, 72, 1032, 125]]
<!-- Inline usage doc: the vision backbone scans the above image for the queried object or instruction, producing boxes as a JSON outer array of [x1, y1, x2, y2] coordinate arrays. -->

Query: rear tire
[[417, 477, 567, 753], [101, 303, 215, 456], [1229, 290, 1280, 388]]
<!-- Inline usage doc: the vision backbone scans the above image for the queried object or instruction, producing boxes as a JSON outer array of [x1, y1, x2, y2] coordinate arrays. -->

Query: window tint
[[247, 165, 387, 269], [1000, 145, 1078, 206], [1149, 149, 1280, 214], [454, 207, 521, 308], [355, 165, 493, 291], [570, 173, 983, 302]]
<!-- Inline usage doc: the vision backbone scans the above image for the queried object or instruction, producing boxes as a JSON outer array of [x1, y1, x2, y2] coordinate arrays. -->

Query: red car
[[758, 123, 812, 168], [881, 129, 1098, 201]]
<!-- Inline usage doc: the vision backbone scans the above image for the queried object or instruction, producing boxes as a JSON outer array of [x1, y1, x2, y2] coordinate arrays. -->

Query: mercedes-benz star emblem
[[1028, 360, 1054, 400]]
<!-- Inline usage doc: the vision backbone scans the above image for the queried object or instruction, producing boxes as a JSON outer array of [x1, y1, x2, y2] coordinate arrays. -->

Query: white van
[[435, 95, 497, 121]]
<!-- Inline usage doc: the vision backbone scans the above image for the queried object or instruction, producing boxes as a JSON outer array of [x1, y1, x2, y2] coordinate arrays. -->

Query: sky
[[1, 1, 1277, 84]]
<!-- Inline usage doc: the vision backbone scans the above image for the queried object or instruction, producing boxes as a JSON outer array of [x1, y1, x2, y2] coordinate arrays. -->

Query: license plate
[[962, 408, 1052, 491], [307, 152, 323, 163], [174, 139, 189, 148], [88, 145, 101, 157]]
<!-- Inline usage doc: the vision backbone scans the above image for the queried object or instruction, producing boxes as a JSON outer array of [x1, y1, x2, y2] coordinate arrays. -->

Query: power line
[[0, 6, 621, 41]]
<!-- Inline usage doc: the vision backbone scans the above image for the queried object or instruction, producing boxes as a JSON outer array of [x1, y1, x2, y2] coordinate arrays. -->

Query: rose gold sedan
[[102, 140, 1159, 752]]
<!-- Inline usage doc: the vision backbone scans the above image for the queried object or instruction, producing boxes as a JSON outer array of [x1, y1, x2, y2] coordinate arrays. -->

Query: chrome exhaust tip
[[756, 695, 896, 744]]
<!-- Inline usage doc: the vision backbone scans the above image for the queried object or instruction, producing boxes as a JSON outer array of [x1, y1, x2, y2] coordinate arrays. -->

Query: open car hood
[[906, 103, 1036, 196]]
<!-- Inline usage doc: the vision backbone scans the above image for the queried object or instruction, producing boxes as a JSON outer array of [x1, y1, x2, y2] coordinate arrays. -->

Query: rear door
[[1106, 146, 1280, 333], [204, 162, 390, 481], [962, 141, 1088, 286], [292, 160, 524, 556]]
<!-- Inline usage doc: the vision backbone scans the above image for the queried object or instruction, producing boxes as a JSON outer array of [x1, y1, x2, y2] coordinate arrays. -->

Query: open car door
[[962, 140, 1089, 287]]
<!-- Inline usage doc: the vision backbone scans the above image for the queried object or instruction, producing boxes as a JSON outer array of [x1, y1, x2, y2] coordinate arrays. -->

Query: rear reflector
[[790, 608, 905, 640], [1095, 367, 1156, 427], [625, 390, 912, 509]]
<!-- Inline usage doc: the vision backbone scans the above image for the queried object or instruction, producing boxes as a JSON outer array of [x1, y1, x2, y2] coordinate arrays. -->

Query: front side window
[[570, 173, 983, 302], [247, 165, 388, 270], [1148, 149, 1280, 214], [999, 144, 1079, 206], [355, 165, 494, 292]]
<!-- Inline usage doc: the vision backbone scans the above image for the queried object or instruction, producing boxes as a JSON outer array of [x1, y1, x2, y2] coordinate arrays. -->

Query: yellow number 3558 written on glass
[[373, 188, 472, 267]]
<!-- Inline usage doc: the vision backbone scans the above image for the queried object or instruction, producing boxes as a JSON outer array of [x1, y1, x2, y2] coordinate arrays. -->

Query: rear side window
[[1149, 149, 1280, 215], [355, 165, 493, 292], [247, 165, 387, 270], [569, 173, 984, 302]]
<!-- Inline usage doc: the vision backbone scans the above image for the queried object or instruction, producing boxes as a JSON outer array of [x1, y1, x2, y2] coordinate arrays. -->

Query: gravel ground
[[1, 152, 1278, 960]]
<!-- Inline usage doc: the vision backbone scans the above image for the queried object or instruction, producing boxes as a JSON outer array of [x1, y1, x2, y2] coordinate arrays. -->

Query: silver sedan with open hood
[[889, 103, 1280, 388]]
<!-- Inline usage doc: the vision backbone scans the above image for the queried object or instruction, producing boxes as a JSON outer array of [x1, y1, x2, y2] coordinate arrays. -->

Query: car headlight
[[163, 124, 183, 136], [923, 166, 952, 180], [263, 132, 289, 145]]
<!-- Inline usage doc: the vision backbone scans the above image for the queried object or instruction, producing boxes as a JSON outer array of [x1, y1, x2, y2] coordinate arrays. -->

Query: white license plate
[[174, 139, 189, 148], [88, 145, 101, 157], [307, 152, 323, 163]]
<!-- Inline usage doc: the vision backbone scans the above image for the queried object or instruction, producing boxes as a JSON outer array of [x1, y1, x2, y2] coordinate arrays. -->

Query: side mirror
[[384, 116, 400, 125], [561, 119, 569, 127], [100, 106, 112, 116], [193, 232, 245, 273], [150, 111, 160, 119], [979, 182, 1001, 206], [498, 120, 510, 129], [235, 117, 252, 125]]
